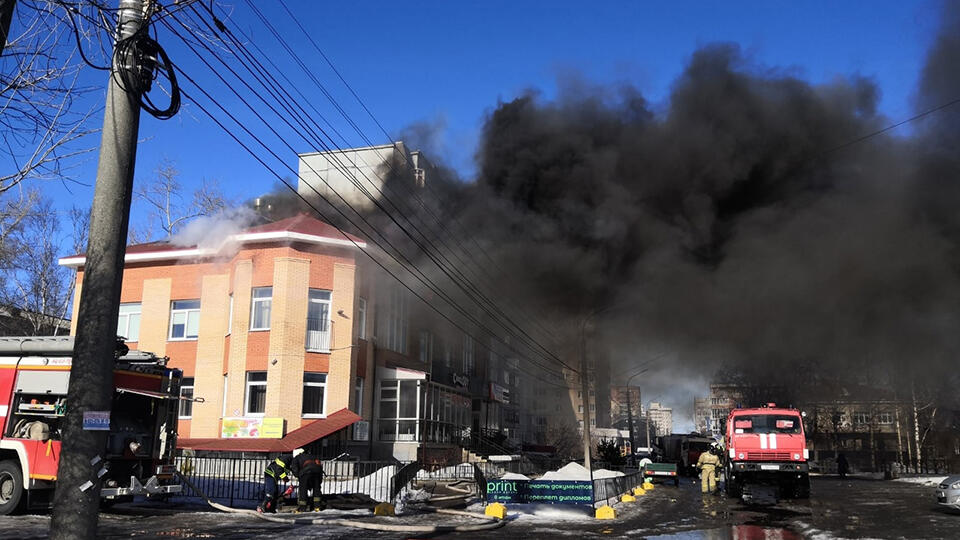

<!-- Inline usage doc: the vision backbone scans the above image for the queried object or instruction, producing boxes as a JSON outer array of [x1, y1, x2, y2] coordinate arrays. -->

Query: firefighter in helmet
[[696, 443, 722, 494], [259, 451, 294, 513], [288, 448, 326, 512], [258, 448, 327, 513]]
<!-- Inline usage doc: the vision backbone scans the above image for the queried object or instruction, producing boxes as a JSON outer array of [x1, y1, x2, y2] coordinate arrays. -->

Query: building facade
[[647, 401, 673, 437]]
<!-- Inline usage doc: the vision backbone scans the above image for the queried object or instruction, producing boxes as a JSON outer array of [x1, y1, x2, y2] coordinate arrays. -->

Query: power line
[[249, 0, 560, 345], [158, 18, 577, 387], [173, 6, 574, 374]]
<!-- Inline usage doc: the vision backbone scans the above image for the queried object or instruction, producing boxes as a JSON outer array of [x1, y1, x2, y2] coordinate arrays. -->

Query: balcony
[[305, 317, 332, 352]]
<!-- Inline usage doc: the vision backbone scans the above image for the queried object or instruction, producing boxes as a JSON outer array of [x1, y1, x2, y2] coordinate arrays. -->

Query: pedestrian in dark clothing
[[289, 449, 326, 512], [259, 452, 294, 513], [836, 452, 849, 479]]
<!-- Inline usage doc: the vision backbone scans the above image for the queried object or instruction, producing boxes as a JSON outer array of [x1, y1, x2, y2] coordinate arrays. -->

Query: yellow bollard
[[485, 502, 507, 519], [620, 493, 636, 503], [595, 505, 616, 519], [633, 487, 646, 496], [642, 481, 655, 490], [373, 502, 395, 516]]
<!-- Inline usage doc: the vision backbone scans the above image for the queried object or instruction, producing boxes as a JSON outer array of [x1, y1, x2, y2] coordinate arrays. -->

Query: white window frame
[[221, 374, 229, 417], [117, 303, 142, 342], [302, 372, 328, 418], [244, 371, 267, 416], [377, 379, 421, 442], [169, 300, 201, 341], [179, 377, 195, 419], [250, 287, 273, 331], [306, 289, 332, 352], [356, 297, 367, 340]]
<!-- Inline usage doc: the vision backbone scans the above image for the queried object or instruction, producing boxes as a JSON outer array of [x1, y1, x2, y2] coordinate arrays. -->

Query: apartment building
[[694, 383, 745, 438], [647, 402, 673, 437]]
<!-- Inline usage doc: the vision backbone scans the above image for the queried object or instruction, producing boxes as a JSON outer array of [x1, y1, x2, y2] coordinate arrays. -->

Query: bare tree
[[0, 192, 81, 335], [130, 158, 229, 242], [1, 1, 109, 193]]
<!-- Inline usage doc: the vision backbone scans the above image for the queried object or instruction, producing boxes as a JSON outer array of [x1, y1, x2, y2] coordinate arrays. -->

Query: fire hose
[[174, 471, 507, 533]]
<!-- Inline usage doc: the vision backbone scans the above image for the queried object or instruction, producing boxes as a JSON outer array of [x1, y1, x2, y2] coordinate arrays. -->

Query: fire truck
[[0, 336, 183, 514], [724, 404, 810, 502]]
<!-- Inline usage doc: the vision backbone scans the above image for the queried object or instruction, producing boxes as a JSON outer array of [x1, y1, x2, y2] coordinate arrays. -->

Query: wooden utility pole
[[50, 1, 146, 538], [0, 0, 16, 57]]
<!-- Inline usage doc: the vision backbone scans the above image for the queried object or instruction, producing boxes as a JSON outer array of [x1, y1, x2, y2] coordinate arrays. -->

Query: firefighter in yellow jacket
[[696, 444, 722, 494]]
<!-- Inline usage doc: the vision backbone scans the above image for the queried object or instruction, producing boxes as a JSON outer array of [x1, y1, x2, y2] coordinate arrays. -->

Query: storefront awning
[[177, 408, 361, 453]]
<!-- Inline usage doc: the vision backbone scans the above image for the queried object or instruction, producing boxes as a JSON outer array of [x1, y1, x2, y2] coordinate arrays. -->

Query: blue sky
[[39, 0, 943, 222]]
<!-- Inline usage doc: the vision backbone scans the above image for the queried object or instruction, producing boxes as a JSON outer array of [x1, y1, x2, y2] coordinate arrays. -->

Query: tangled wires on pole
[[112, 17, 181, 119]]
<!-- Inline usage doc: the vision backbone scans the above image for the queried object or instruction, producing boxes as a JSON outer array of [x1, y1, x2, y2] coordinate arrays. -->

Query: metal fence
[[592, 471, 642, 504], [174, 454, 408, 505]]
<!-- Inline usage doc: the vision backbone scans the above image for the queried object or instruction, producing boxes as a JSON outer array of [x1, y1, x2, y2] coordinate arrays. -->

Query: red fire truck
[[0, 336, 183, 514], [724, 404, 810, 501]]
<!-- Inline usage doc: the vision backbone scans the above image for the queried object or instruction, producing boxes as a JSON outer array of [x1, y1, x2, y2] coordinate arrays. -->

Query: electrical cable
[[159, 54, 574, 391], [271, 0, 552, 340], [189, 3, 569, 372], [110, 9, 180, 120]]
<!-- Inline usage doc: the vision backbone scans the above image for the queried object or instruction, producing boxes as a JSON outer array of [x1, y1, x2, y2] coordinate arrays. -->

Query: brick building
[[61, 212, 578, 461], [61, 214, 368, 455]]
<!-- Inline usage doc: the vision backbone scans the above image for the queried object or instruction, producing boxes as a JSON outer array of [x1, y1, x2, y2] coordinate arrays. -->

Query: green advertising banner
[[486, 479, 594, 505]]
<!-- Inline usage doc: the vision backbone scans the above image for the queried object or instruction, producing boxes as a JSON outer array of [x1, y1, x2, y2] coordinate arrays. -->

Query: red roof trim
[[177, 408, 361, 453]]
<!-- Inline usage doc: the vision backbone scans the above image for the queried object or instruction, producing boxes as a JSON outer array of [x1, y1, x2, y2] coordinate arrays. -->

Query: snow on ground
[[501, 472, 530, 480], [794, 520, 883, 540], [893, 475, 948, 486], [466, 500, 594, 521]]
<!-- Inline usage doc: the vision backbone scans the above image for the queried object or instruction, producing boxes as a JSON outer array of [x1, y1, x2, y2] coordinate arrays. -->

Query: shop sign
[[486, 479, 593, 505], [452, 373, 469, 387], [221, 417, 284, 438], [354, 420, 369, 441]]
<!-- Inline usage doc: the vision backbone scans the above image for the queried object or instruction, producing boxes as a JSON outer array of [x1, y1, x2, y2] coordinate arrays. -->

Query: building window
[[853, 411, 871, 425], [302, 373, 327, 417], [356, 297, 367, 339], [306, 289, 332, 351], [378, 379, 419, 441], [354, 377, 364, 416], [462, 335, 474, 374], [179, 377, 194, 418], [250, 287, 272, 331], [245, 372, 267, 415], [578, 405, 583, 413], [117, 303, 141, 342], [169, 300, 200, 340], [876, 412, 894, 425], [419, 331, 433, 363], [377, 285, 407, 354], [227, 294, 233, 335]]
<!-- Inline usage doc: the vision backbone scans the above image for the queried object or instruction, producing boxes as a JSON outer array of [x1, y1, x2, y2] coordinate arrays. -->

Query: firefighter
[[289, 448, 326, 512], [696, 444, 722, 494], [258, 452, 294, 513]]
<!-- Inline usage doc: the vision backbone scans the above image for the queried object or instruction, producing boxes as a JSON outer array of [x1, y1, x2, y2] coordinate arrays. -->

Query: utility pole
[[50, 1, 146, 539], [579, 320, 592, 471], [626, 389, 636, 466], [0, 0, 16, 57]]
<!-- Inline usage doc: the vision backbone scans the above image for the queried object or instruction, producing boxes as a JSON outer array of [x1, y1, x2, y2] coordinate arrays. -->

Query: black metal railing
[[592, 471, 642, 504], [174, 454, 406, 504]]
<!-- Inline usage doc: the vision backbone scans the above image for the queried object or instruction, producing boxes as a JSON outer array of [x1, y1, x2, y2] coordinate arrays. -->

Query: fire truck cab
[[0, 336, 183, 514], [724, 404, 810, 501]]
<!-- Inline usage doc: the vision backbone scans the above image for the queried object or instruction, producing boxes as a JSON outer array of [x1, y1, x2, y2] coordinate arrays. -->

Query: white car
[[936, 475, 960, 509]]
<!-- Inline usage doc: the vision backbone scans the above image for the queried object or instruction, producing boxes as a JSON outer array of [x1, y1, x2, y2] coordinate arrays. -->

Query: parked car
[[936, 475, 960, 510]]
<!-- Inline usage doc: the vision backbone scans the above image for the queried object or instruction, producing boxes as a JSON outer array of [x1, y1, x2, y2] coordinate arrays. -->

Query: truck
[[0, 336, 183, 514], [658, 433, 714, 476], [724, 404, 809, 502]]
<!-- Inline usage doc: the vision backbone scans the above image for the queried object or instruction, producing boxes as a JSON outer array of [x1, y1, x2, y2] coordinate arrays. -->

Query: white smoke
[[170, 207, 258, 252]]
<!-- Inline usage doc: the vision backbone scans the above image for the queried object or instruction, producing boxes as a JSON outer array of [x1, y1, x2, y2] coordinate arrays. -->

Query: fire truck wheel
[[0, 461, 23, 515]]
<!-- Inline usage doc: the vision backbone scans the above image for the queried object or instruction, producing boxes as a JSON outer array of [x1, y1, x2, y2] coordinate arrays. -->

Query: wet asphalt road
[[1, 476, 957, 539]]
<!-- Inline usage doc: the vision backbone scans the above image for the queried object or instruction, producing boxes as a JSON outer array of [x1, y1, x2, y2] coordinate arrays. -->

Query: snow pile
[[539, 462, 623, 481], [501, 472, 530, 480], [466, 501, 591, 520], [322, 464, 397, 501]]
